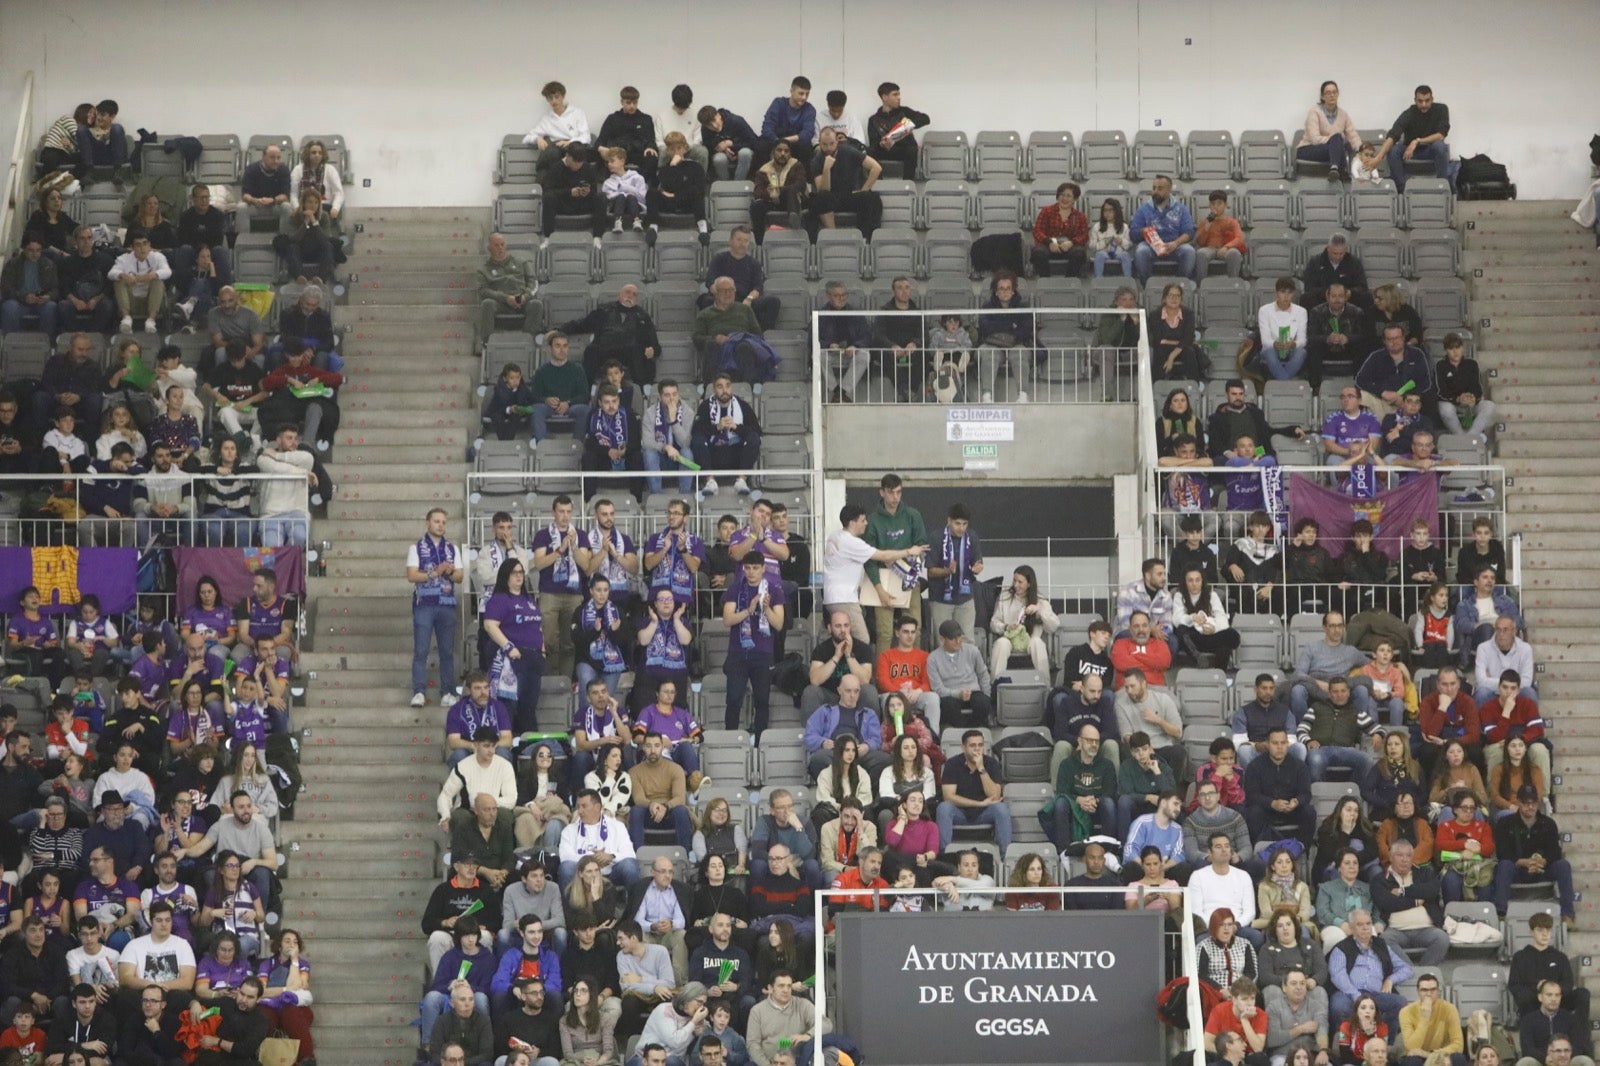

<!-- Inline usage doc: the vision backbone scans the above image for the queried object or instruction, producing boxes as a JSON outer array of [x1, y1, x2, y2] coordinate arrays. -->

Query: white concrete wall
[[2, 0, 1597, 207]]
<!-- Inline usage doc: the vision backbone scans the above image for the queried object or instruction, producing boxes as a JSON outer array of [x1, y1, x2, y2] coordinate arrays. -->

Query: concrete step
[[319, 443, 467, 467], [326, 462, 469, 484], [342, 304, 473, 324], [1463, 232, 1595, 252], [339, 410, 477, 433], [1481, 331, 1600, 352], [1470, 284, 1600, 303], [279, 834, 436, 861], [1506, 496, 1600, 516], [332, 428, 471, 451], [1517, 551, 1596, 570], [328, 483, 466, 507], [326, 500, 465, 522], [1466, 261, 1600, 284], [1490, 385, 1600, 404], [1496, 439, 1596, 460], [309, 575, 424, 598], [1503, 458, 1600, 477], [289, 799, 439, 825], [282, 877, 432, 902], [339, 387, 474, 410], [347, 238, 480, 257], [298, 758, 441, 785], [1476, 313, 1600, 334], [338, 354, 478, 377], [301, 724, 447, 752], [1480, 351, 1600, 370], [1460, 201, 1573, 220], [1521, 588, 1600, 608], [1497, 476, 1592, 496], [349, 287, 477, 306], [1496, 405, 1599, 424], [299, 742, 445, 766], [343, 323, 474, 343]]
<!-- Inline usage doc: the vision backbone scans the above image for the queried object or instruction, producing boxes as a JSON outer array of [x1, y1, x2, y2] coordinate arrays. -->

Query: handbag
[[258, 1033, 301, 1066]]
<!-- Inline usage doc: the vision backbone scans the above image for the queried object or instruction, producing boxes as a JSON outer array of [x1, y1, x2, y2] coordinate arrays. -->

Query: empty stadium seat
[[1408, 230, 1461, 278], [816, 230, 868, 282], [1402, 178, 1455, 229], [763, 283, 813, 331], [918, 131, 970, 181], [972, 131, 1023, 181], [195, 134, 242, 185], [598, 235, 648, 283], [868, 228, 919, 281], [1352, 228, 1407, 280], [995, 670, 1048, 727], [757, 230, 812, 283], [1080, 131, 1130, 180], [496, 134, 539, 185], [494, 191, 543, 235], [1414, 278, 1469, 331], [1173, 667, 1230, 724], [537, 282, 592, 326], [1263, 380, 1314, 429], [1243, 181, 1296, 229], [1238, 130, 1288, 180], [1025, 131, 1078, 182], [646, 284, 701, 335], [233, 233, 278, 284], [1230, 615, 1284, 671], [974, 184, 1024, 231], [876, 179, 918, 230], [1, 334, 51, 384], [79, 188, 124, 229], [649, 232, 705, 283], [1185, 131, 1236, 182], [1198, 276, 1251, 330], [1346, 186, 1402, 230], [1296, 187, 1346, 231], [924, 229, 973, 280], [1132, 130, 1182, 180], [708, 182, 754, 231], [540, 233, 599, 284], [920, 181, 974, 230], [1246, 226, 1297, 278]]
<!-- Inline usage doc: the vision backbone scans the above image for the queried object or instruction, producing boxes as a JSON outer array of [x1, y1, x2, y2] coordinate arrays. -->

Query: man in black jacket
[[46, 983, 116, 1066], [1493, 786, 1576, 924], [1306, 282, 1370, 393], [1205, 380, 1305, 462], [118, 984, 184, 1066], [865, 82, 930, 175], [1301, 234, 1370, 310], [194, 977, 268, 1066], [646, 133, 708, 245], [596, 87, 659, 184], [1509, 912, 1590, 1022], [0, 917, 69, 1025], [542, 145, 607, 242], [1367, 840, 1448, 964], [171, 184, 233, 293], [493, 975, 562, 1065], [55, 227, 115, 335], [561, 285, 663, 385]]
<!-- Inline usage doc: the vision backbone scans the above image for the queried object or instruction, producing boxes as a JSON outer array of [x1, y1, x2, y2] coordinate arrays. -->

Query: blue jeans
[[0, 299, 59, 336], [642, 445, 696, 494], [1492, 857, 1575, 918], [1387, 140, 1451, 190], [1305, 744, 1374, 783], [666, 740, 700, 776], [1092, 249, 1133, 278], [57, 297, 115, 334], [420, 989, 488, 1044], [202, 508, 254, 546], [575, 662, 624, 699], [531, 403, 589, 442], [1262, 345, 1307, 380], [412, 603, 458, 697], [935, 800, 1012, 852], [1133, 242, 1195, 283], [1372, 696, 1406, 727], [260, 511, 308, 548], [1296, 139, 1350, 173], [628, 802, 694, 849]]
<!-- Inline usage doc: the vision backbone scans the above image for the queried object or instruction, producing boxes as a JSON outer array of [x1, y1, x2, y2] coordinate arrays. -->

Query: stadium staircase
[[283, 207, 486, 1066], [1462, 199, 1600, 965]]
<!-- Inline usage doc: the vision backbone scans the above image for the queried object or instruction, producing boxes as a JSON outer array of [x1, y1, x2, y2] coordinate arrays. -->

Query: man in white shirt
[[107, 231, 171, 334], [558, 789, 639, 888], [821, 503, 926, 644], [1188, 832, 1262, 946], [436, 729, 518, 833], [657, 83, 710, 175], [1256, 277, 1309, 384], [524, 80, 592, 183], [816, 91, 866, 145], [117, 902, 197, 1007], [254, 425, 315, 549]]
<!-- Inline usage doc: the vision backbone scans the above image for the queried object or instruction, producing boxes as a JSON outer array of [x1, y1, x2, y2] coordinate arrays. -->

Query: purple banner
[[1287, 474, 1439, 558], [0, 547, 138, 615], [173, 547, 306, 608]]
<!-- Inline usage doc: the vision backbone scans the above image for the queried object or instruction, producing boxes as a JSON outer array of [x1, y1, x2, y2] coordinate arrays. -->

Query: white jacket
[[436, 753, 518, 821], [1572, 178, 1600, 229], [288, 163, 345, 215], [1171, 589, 1232, 632], [524, 107, 591, 146], [988, 591, 1060, 638], [254, 447, 313, 517]]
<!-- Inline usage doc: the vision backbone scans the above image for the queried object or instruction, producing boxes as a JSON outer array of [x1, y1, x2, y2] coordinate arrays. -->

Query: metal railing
[[0, 71, 36, 255]]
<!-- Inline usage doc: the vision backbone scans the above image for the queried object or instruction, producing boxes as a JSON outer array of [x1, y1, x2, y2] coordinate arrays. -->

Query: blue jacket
[[761, 98, 817, 144], [1130, 196, 1196, 246], [1356, 345, 1436, 399], [1453, 586, 1522, 635], [81, 460, 140, 517], [803, 703, 884, 754], [432, 945, 497, 996], [490, 943, 562, 997], [701, 109, 760, 154]]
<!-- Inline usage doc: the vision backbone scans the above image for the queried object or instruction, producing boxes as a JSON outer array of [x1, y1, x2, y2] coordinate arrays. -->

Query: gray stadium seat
[[868, 228, 919, 281], [1230, 615, 1283, 671], [708, 182, 753, 231], [1263, 380, 1314, 431], [758, 230, 813, 282], [1352, 228, 1407, 281], [1185, 131, 1236, 183], [995, 727, 1052, 784], [1132, 130, 1182, 180], [877, 179, 918, 230], [995, 670, 1049, 727], [1415, 278, 1469, 331], [598, 235, 648, 284], [1346, 186, 1402, 230], [1403, 178, 1455, 230], [920, 181, 974, 230], [496, 135, 539, 185], [1026, 131, 1078, 182], [816, 230, 868, 282], [649, 232, 705, 283], [1311, 780, 1360, 819], [1408, 230, 1460, 278], [1080, 131, 1130, 180], [763, 283, 813, 331], [700, 731, 755, 788], [1442, 902, 1503, 956], [195, 134, 242, 185], [972, 131, 1023, 182], [1243, 181, 1295, 229], [541, 233, 599, 284], [536, 283, 592, 327], [495, 191, 543, 235], [1238, 130, 1288, 180], [1246, 227, 1297, 279], [917, 131, 970, 181], [974, 184, 1024, 231], [924, 229, 973, 281], [1198, 276, 1251, 330], [79, 188, 124, 229], [754, 735, 807, 787], [645, 285, 700, 335], [1174, 667, 1230, 724], [1296, 187, 1346, 231], [1, 334, 51, 384], [233, 234, 278, 284]]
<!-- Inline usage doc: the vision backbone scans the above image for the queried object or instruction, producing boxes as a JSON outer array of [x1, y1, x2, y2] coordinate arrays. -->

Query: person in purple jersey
[[232, 636, 289, 733], [444, 673, 513, 764], [194, 931, 251, 1003], [73, 845, 142, 950], [221, 677, 269, 752], [643, 500, 705, 611], [727, 500, 787, 586], [140, 853, 198, 943], [721, 553, 786, 735], [1321, 385, 1382, 466], [572, 575, 627, 699], [179, 576, 237, 652], [7, 586, 65, 688], [483, 557, 546, 734], [634, 589, 692, 714], [530, 495, 585, 678], [633, 679, 703, 777], [229, 569, 296, 663]]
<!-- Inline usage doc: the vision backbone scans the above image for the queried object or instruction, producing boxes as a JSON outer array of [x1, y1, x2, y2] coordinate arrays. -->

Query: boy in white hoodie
[[601, 148, 648, 235]]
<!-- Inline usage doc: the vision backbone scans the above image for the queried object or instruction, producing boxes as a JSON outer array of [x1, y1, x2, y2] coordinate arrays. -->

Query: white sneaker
[[409, 692, 425, 707], [119, 316, 133, 333], [700, 478, 719, 497], [592, 236, 603, 249], [440, 691, 456, 708], [734, 477, 751, 495], [631, 217, 644, 232], [1017, 390, 1029, 403], [612, 218, 624, 234], [981, 391, 993, 403], [143, 318, 157, 334]]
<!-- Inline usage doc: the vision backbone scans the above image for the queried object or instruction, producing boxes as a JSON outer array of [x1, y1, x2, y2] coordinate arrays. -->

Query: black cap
[[471, 725, 500, 743], [1516, 783, 1540, 802], [96, 789, 127, 810], [455, 850, 481, 865]]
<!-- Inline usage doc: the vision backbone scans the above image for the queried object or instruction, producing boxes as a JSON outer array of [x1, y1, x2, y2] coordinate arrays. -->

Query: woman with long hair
[[584, 743, 633, 820], [1428, 739, 1488, 814], [96, 401, 147, 462], [559, 976, 618, 1066], [257, 927, 316, 1064], [987, 565, 1059, 676], [1089, 198, 1133, 278], [216, 742, 279, 821], [1254, 847, 1314, 933], [1376, 789, 1434, 866], [755, 917, 811, 985], [1490, 729, 1544, 815], [1336, 993, 1389, 1065], [517, 742, 572, 848], [125, 194, 177, 251], [200, 436, 256, 547], [562, 855, 623, 932], [290, 140, 345, 222], [199, 849, 266, 957], [691, 797, 746, 874], [1122, 846, 1179, 917], [1363, 730, 1423, 822], [1171, 567, 1241, 662], [194, 931, 252, 1003], [1314, 849, 1375, 951], [812, 736, 873, 832], [180, 575, 236, 649], [1314, 800, 1380, 883], [1157, 387, 1206, 456], [483, 556, 544, 733], [1007, 852, 1061, 912], [883, 789, 941, 880], [1147, 282, 1203, 380], [874, 730, 936, 831]]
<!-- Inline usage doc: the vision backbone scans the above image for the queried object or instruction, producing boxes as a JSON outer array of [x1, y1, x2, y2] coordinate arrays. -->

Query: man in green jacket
[[529, 332, 590, 442], [1045, 722, 1118, 849], [864, 472, 929, 650], [476, 232, 543, 345], [692, 276, 761, 382]]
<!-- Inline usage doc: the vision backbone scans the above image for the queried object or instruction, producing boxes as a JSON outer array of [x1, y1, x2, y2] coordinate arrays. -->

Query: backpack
[[1155, 976, 1224, 1029], [991, 729, 1050, 754], [771, 653, 808, 702], [1456, 154, 1515, 201], [970, 232, 1025, 277]]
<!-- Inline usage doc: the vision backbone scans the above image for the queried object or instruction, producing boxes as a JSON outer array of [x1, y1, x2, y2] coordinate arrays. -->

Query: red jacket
[[1417, 693, 1481, 745], [1478, 695, 1544, 744], [1435, 816, 1494, 858], [1032, 205, 1089, 248], [1110, 636, 1172, 688], [261, 364, 344, 393]]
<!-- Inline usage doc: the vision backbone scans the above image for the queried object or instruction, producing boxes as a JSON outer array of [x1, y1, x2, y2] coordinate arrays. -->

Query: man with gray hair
[[1302, 232, 1369, 310], [816, 281, 872, 402], [558, 283, 661, 385], [206, 285, 265, 365], [476, 232, 542, 345], [692, 278, 762, 383], [1368, 839, 1448, 965]]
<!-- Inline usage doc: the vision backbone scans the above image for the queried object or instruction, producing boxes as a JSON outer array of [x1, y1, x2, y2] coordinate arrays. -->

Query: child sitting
[[926, 313, 971, 403], [65, 595, 118, 678], [600, 146, 648, 234], [1434, 333, 1495, 443], [1351, 143, 1385, 185], [1357, 639, 1412, 726], [0, 1003, 47, 1063], [481, 362, 535, 442], [224, 674, 272, 751], [43, 696, 92, 773], [65, 671, 107, 733]]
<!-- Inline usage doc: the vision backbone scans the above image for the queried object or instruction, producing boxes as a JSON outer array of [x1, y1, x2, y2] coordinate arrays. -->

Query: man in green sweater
[[692, 276, 762, 382], [476, 233, 543, 344], [864, 472, 929, 650], [529, 332, 591, 442], [1045, 722, 1118, 850]]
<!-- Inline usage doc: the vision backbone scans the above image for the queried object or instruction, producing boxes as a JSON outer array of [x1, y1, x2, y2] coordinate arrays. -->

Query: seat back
[[1245, 226, 1298, 278], [1297, 187, 1346, 230], [974, 184, 1024, 230], [816, 230, 868, 282], [973, 131, 1023, 182], [196, 134, 243, 185], [869, 228, 920, 281], [1352, 228, 1407, 281], [1026, 131, 1078, 182], [924, 228, 973, 281], [1346, 186, 1402, 230], [708, 181, 754, 231], [1238, 130, 1288, 180], [1243, 181, 1295, 229], [995, 727, 1052, 784], [1185, 131, 1237, 183], [917, 131, 971, 181], [650, 232, 706, 283], [1080, 130, 1130, 180], [542, 233, 599, 284], [1197, 276, 1251, 330], [1408, 231, 1460, 278], [1403, 178, 1455, 229], [497, 135, 540, 185], [1132, 130, 1182, 180], [1262, 380, 1314, 428], [494, 192, 543, 235], [994, 669, 1049, 727], [920, 181, 974, 230], [1415, 278, 1468, 331], [757, 230, 812, 283]]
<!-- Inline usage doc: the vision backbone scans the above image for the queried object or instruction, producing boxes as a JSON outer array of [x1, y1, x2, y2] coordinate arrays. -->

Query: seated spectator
[[1337, 997, 1390, 1066], [1119, 786, 1185, 880], [1030, 182, 1090, 278], [976, 272, 1037, 402], [55, 226, 114, 335], [693, 282, 767, 387], [631, 682, 699, 781], [1396, 973, 1468, 1066], [1321, 387, 1383, 467], [207, 286, 268, 368], [988, 565, 1058, 677], [543, 145, 608, 246], [935, 730, 1010, 853], [579, 384, 638, 480], [1289, 612, 1374, 720], [1045, 723, 1117, 848], [238, 143, 291, 233], [1455, 518, 1506, 588], [814, 282, 872, 403], [475, 233, 541, 344], [1196, 907, 1258, 986], [881, 789, 941, 880], [258, 341, 341, 452], [1509, 913, 1590, 1022], [1368, 839, 1448, 964], [529, 333, 591, 443], [1093, 284, 1142, 350], [0, 233, 60, 338], [1479, 675, 1547, 785], [748, 792, 819, 887], [925, 620, 993, 729], [746, 846, 815, 945], [1210, 379, 1306, 462], [1299, 80, 1363, 179], [1472, 612, 1534, 703], [1233, 674, 1303, 767], [599, 147, 649, 235], [801, 677, 886, 782], [750, 141, 807, 243], [1376, 790, 1433, 869], [1363, 733, 1424, 822], [1131, 176, 1196, 282], [1114, 669, 1185, 779], [1372, 86, 1452, 193], [1493, 786, 1575, 925], [1205, 977, 1270, 1065], [804, 127, 884, 243], [1242, 729, 1316, 849], [26, 187, 78, 258], [1434, 335, 1494, 443], [1307, 284, 1370, 394], [1220, 435, 1278, 513], [1304, 234, 1369, 311], [871, 276, 924, 403], [1111, 613, 1174, 689], [648, 133, 710, 246], [803, 611, 876, 715], [1258, 278, 1309, 382], [1489, 732, 1545, 815], [525, 80, 593, 182], [696, 106, 759, 182], [1316, 847, 1377, 951], [1265, 967, 1330, 1065], [558, 790, 640, 889], [1089, 199, 1135, 278], [1435, 790, 1495, 904], [817, 798, 877, 883], [1357, 325, 1436, 420], [1298, 678, 1382, 782], [690, 374, 760, 496], [625, 856, 692, 991], [626, 734, 693, 851], [1158, 388, 1208, 458], [597, 85, 659, 182], [1194, 189, 1248, 278], [1172, 567, 1241, 664], [1161, 436, 1210, 517], [1254, 851, 1315, 944], [1415, 665, 1480, 775], [1148, 281, 1204, 381], [1520, 987, 1594, 1066], [1327, 909, 1411, 1034]]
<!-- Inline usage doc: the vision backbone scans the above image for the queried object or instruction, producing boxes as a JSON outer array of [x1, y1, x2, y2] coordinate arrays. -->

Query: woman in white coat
[[1171, 566, 1242, 662], [988, 565, 1059, 677]]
